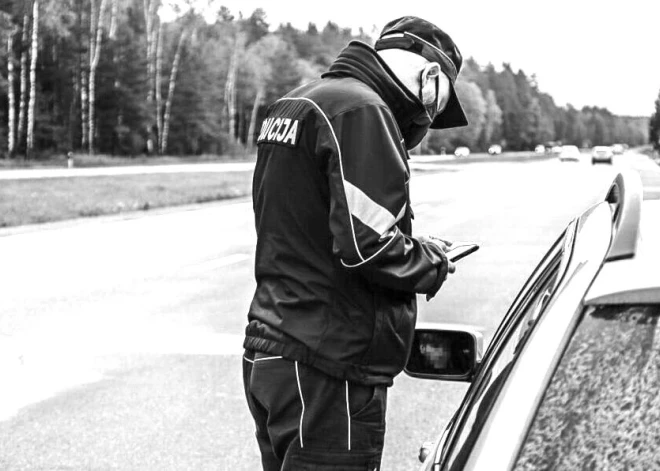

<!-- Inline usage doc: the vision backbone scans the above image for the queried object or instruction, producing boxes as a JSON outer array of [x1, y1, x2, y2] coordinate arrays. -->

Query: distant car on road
[[454, 147, 470, 158], [534, 145, 545, 154], [488, 145, 502, 155], [558, 145, 581, 162], [550, 145, 563, 156], [612, 143, 625, 155], [592, 145, 614, 164], [405, 171, 660, 471]]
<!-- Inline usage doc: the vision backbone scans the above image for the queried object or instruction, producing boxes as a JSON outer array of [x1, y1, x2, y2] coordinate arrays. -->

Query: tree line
[[0, 0, 652, 160], [650, 90, 660, 152]]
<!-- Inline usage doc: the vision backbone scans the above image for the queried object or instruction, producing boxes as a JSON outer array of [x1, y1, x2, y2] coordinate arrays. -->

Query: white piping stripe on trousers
[[294, 361, 306, 448], [345, 381, 351, 450], [277, 97, 364, 262], [243, 355, 283, 364], [253, 355, 283, 362]]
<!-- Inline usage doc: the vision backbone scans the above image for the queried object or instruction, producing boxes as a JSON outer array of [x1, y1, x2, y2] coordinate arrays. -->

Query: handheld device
[[446, 243, 480, 262]]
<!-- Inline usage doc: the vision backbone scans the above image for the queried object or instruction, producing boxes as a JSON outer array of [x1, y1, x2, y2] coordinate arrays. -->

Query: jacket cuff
[[424, 249, 450, 299], [413, 246, 449, 295]]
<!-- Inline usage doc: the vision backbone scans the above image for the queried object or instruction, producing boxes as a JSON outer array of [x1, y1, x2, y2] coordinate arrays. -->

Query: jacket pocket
[[350, 384, 386, 425], [359, 289, 415, 376]]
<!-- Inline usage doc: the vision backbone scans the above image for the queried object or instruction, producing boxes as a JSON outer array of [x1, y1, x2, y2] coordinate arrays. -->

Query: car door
[[429, 223, 576, 470]]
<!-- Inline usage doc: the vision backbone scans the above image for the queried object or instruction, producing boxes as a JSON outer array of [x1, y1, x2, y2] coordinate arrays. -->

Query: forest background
[[0, 0, 654, 162]]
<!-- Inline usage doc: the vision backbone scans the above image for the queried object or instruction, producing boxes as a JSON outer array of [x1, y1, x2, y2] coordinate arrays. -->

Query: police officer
[[243, 16, 469, 470]]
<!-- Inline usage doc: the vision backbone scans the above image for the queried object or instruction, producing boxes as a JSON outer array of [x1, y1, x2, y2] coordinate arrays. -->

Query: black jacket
[[244, 41, 449, 386]]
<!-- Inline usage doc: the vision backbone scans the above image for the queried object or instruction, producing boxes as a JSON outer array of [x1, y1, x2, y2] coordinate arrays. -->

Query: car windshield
[[514, 304, 660, 470]]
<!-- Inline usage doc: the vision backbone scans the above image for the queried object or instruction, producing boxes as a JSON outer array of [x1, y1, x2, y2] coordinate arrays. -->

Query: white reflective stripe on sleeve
[[277, 96, 364, 262], [344, 180, 404, 239], [394, 202, 406, 225], [345, 381, 351, 451], [295, 361, 306, 448], [341, 226, 400, 268]]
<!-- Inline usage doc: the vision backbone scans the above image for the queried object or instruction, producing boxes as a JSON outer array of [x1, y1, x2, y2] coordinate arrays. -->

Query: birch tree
[[155, 21, 163, 152], [26, 0, 39, 157], [224, 32, 245, 143], [143, 0, 158, 153], [143, 0, 157, 103], [79, 2, 88, 150], [109, 0, 118, 39], [6, 26, 16, 158], [17, 10, 29, 150], [87, 0, 108, 154], [160, 27, 188, 154]]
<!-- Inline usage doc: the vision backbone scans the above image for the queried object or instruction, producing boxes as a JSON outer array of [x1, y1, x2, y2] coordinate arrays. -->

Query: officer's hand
[[418, 234, 456, 274], [418, 234, 453, 253]]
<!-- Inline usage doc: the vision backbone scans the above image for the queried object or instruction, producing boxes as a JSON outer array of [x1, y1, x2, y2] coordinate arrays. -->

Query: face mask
[[402, 65, 451, 150], [401, 112, 432, 150], [400, 66, 439, 150]]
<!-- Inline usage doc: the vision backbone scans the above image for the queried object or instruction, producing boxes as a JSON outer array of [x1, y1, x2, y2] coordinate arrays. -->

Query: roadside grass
[[0, 149, 607, 228], [0, 171, 253, 228], [0, 152, 256, 169]]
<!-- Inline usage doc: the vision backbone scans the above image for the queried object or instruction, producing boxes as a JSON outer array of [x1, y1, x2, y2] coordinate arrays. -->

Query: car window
[[441, 229, 572, 470], [514, 304, 660, 470], [500, 225, 573, 333]]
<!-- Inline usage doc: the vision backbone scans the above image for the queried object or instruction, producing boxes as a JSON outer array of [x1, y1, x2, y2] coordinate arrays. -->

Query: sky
[[168, 0, 660, 117]]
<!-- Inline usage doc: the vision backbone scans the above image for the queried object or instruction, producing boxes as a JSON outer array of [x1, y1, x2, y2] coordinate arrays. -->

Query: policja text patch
[[256, 116, 302, 148]]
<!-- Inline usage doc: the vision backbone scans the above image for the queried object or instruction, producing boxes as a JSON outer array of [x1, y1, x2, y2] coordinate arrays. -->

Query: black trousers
[[242, 349, 387, 470]]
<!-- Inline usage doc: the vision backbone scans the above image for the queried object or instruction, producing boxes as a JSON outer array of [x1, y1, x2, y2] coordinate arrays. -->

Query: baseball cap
[[375, 16, 468, 129]]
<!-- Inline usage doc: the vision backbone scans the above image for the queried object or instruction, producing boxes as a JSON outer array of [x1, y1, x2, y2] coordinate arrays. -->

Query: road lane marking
[[203, 253, 251, 268], [186, 253, 251, 274]]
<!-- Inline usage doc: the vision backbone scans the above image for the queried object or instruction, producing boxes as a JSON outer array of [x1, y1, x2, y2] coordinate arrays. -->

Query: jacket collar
[[322, 41, 426, 129]]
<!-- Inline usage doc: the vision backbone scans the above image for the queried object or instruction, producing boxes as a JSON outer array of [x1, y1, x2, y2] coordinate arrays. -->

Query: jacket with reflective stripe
[[244, 42, 447, 386]]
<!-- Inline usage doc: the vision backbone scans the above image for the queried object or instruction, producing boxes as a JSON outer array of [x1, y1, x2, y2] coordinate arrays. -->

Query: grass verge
[[0, 152, 256, 170], [1, 171, 253, 228]]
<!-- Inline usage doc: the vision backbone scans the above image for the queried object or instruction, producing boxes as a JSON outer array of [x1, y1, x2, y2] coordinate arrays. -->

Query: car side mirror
[[404, 323, 483, 382]]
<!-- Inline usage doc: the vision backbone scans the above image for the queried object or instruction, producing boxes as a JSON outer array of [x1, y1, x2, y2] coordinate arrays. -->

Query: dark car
[[405, 171, 660, 470]]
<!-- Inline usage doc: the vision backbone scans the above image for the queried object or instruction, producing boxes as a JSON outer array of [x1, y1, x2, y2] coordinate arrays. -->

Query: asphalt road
[[1, 151, 658, 470]]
